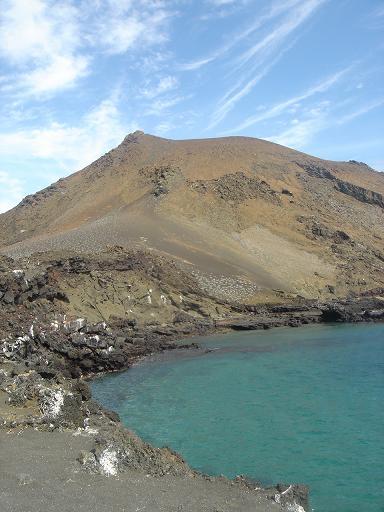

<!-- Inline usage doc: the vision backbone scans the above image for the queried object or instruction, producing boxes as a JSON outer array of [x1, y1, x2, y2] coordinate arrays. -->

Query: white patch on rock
[[160, 294, 167, 304], [1, 335, 30, 358], [285, 503, 305, 512], [39, 388, 65, 419], [99, 448, 118, 476], [12, 269, 24, 277], [64, 318, 86, 333], [51, 320, 60, 331], [73, 426, 99, 437]]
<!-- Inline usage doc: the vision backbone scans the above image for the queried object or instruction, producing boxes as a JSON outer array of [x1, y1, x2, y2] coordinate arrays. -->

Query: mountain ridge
[[1, 132, 383, 303]]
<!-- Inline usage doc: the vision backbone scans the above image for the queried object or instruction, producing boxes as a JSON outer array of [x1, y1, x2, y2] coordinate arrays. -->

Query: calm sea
[[92, 323, 384, 512]]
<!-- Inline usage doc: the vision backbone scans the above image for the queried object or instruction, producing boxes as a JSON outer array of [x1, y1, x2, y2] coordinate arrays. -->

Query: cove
[[92, 323, 384, 512]]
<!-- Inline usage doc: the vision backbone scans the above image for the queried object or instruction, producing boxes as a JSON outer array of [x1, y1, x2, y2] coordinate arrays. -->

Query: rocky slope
[[1, 132, 383, 303]]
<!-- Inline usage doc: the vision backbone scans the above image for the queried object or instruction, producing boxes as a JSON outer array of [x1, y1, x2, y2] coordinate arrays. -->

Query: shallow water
[[92, 323, 384, 512]]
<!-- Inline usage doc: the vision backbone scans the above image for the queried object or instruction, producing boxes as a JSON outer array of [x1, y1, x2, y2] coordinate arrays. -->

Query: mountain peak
[[1, 134, 383, 302], [122, 130, 145, 143], [121, 131, 170, 146]]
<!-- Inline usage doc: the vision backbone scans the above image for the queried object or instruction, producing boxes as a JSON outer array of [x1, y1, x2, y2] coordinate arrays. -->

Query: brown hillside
[[1, 131, 383, 302]]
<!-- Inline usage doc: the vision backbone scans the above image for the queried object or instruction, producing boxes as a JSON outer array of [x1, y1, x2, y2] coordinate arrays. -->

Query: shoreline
[[90, 321, 384, 512], [1, 252, 384, 511], [2, 317, 382, 512]]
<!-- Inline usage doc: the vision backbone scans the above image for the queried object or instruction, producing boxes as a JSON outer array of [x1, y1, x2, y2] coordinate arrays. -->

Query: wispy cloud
[[181, 0, 303, 71], [265, 96, 384, 150], [235, 0, 325, 69], [337, 98, 384, 125], [200, 0, 252, 20], [266, 115, 327, 149], [228, 66, 351, 133], [371, 4, 384, 19], [144, 95, 188, 116], [141, 76, 179, 99], [208, 0, 327, 128]]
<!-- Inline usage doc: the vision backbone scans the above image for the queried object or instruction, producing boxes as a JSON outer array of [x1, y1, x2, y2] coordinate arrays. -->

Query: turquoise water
[[92, 324, 384, 512]]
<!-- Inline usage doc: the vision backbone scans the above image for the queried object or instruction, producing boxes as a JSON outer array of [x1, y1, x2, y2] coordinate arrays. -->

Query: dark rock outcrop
[[190, 172, 280, 204], [334, 179, 384, 209], [297, 161, 384, 209]]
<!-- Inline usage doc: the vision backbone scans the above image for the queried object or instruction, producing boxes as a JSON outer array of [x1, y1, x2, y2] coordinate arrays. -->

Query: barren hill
[[1, 131, 383, 302]]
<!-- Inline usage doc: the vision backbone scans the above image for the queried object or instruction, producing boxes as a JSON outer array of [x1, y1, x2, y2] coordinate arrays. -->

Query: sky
[[0, 0, 383, 213]]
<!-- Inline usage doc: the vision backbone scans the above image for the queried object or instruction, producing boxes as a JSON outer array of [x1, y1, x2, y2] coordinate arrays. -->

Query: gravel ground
[[0, 429, 285, 512]]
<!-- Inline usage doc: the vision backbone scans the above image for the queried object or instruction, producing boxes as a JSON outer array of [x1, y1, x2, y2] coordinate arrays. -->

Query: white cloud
[[90, 1, 173, 55], [0, 170, 24, 213], [0, 0, 88, 95], [96, 11, 170, 55], [0, 0, 80, 63], [141, 76, 178, 99], [266, 116, 326, 148], [0, 0, 174, 97], [23, 55, 89, 95], [144, 95, 187, 116], [0, 96, 137, 172]]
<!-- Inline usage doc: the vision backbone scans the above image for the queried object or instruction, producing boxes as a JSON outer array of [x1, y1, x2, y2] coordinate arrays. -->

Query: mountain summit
[[1, 132, 383, 301]]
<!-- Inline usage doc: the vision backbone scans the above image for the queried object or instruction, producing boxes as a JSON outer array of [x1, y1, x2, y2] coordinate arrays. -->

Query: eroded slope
[[1, 132, 383, 301]]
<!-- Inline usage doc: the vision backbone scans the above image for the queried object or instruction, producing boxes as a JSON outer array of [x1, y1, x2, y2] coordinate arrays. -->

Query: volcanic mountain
[[1, 131, 383, 303]]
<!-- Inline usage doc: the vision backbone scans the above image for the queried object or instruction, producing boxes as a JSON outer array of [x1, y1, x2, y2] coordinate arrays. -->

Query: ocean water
[[92, 324, 384, 512]]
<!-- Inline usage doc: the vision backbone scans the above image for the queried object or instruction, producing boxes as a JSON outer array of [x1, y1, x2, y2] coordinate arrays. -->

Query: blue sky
[[0, 0, 383, 212]]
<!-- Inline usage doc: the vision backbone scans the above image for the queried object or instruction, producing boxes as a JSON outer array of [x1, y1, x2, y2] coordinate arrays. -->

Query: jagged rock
[[140, 165, 184, 196], [334, 179, 384, 209], [190, 171, 280, 204]]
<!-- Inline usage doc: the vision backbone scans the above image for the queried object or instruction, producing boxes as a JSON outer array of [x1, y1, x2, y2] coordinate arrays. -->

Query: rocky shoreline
[[1, 249, 384, 512]]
